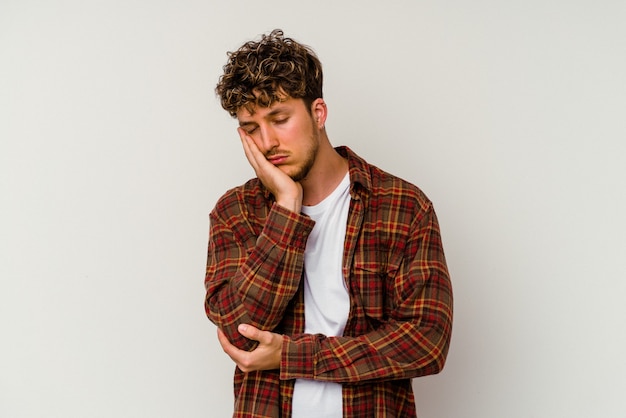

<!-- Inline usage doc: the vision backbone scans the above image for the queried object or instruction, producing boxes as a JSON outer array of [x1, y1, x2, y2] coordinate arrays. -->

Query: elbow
[[429, 347, 449, 375], [434, 330, 453, 375], [416, 320, 453, 377], [204, 294, 221, 325]]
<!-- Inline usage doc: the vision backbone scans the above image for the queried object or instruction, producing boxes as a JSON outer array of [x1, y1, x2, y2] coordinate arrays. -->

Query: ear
[[311, 98, 327, 129]]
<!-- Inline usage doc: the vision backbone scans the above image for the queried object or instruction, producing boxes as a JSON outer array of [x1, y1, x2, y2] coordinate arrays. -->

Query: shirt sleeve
[[205, 200, 315, 351], [280, 204, 453, 383]]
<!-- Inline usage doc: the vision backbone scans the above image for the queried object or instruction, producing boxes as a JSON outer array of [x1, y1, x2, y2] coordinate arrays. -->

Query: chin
[[288, 158, 315, 182], [289, 168, 310, 182]]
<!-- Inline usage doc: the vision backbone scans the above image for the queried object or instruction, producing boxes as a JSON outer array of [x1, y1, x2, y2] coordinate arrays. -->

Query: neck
[[300, 137, 348, 206]]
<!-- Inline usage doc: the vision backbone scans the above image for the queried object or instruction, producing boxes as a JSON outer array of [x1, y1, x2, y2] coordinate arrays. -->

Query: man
[[205, 29, 453, 418]]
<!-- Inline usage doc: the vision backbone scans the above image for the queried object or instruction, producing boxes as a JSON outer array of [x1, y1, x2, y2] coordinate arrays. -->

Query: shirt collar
[[335, 146, 372, 200]]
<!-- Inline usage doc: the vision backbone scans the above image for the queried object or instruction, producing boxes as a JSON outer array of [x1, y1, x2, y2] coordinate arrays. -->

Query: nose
[[258, 124, 279, 152]]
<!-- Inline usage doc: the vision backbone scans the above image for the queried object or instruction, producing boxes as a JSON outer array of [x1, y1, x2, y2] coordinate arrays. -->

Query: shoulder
[[340, 146, 433, 216], [372, 164, 431, 209], [369, 165, 435, 230]]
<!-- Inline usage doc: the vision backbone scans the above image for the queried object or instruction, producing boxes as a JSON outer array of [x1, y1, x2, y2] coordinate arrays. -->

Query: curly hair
[[216, 29, 323, 117]]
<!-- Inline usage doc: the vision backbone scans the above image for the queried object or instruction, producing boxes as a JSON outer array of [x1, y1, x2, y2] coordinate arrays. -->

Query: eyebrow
[[238, 106, 291, 127], [266, 106, 290, 117], [238, 120, 256, 128]]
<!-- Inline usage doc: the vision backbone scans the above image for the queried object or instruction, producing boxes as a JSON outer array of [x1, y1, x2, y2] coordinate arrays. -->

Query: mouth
[[267, 154, 288, 165]]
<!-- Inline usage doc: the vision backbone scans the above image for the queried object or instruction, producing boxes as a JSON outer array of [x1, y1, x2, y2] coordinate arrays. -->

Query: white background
[[2, 1, 625, 417]]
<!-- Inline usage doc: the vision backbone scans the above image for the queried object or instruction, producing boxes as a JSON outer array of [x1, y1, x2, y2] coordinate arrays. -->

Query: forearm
[[280, 308, 452, 383], [205, 203, 314, 350]]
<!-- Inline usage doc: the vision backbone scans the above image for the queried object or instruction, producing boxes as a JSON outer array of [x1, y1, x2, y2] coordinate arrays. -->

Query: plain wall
[[1, 1, 625, 417]]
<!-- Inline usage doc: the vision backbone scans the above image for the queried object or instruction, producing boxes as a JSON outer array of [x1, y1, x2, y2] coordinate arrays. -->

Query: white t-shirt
[[291, 173, 351, 418]]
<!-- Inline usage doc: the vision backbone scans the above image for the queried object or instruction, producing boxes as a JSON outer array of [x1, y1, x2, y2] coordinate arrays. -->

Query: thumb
[[238, 323, 261, 341]]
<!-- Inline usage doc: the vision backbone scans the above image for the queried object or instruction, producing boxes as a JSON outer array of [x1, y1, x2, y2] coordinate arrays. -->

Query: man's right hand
[[238, 128, 303, 213]]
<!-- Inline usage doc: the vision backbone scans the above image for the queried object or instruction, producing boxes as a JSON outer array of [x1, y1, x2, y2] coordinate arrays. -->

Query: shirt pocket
[[351, 251, 401, 329], [352, 261, 392, 327]]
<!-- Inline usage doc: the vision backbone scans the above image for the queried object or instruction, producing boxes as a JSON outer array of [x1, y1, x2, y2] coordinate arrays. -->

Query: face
[[236, 97, 322, 182]]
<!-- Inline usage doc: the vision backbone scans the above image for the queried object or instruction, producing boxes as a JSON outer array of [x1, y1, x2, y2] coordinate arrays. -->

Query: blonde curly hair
[[216, 29, 323, 117]]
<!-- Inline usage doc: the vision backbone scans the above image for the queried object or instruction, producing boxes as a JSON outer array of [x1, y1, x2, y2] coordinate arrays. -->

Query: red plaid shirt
[[205, 147, 453, 417]]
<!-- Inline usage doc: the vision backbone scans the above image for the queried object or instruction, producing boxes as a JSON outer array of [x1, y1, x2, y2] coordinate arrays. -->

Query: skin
[[217, 324, 283, 372], [217, 95, 349, 372]]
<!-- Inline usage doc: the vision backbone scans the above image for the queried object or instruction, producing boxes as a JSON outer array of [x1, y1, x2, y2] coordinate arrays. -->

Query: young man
[[205, 29, 453, 418]]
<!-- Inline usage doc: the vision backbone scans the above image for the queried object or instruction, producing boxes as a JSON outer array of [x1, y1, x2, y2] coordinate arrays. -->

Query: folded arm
[[205, 200, 314, 350]]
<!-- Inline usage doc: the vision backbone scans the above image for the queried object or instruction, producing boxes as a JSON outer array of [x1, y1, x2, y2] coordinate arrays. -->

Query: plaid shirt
[[205, 146, 453, 417]]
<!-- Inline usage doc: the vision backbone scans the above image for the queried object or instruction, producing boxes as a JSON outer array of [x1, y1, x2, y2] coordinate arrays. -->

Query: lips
[[267, 155, 288, 165]]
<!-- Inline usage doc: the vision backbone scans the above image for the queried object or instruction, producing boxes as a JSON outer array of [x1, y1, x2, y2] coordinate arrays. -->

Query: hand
[[217, 324, 283, 373], [238, 128, 303, 213]]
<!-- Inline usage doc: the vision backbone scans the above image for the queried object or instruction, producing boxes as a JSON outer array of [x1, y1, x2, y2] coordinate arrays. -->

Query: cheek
[[278, 125, 303, 144], [279, 116, 316, 145]]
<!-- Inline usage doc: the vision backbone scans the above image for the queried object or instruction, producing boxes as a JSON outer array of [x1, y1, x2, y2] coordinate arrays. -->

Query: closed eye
[[273, 117, 289, 125], [239, 123, 258, 135]]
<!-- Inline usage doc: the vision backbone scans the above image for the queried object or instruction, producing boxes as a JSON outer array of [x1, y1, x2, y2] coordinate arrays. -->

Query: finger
[[239, 128, 274, 174], [217, 328, 240, 358], [237, 128, 262, 171], [238, 324, 272, 345], [217, 327, 257, 372], [237, 323, 258, 341], [216, 327, 230, 351]]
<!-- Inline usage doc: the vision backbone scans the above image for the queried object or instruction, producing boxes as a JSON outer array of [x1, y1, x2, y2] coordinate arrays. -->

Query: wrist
[[276, 197, 302, 214]]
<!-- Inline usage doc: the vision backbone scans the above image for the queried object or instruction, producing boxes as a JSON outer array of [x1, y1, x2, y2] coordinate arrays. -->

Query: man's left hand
[[217, 324, 283, 372]]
